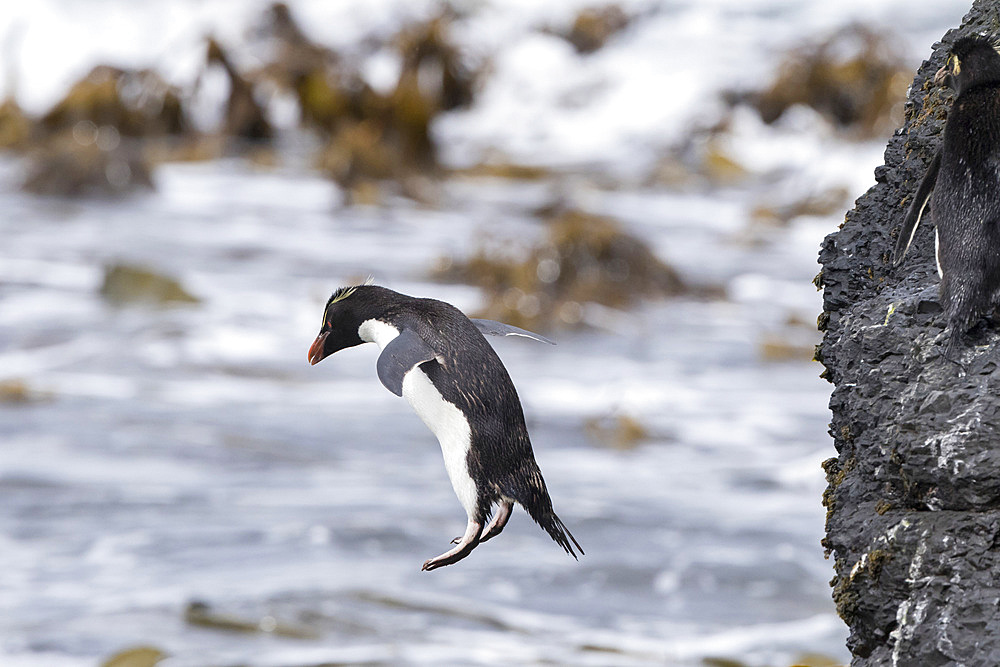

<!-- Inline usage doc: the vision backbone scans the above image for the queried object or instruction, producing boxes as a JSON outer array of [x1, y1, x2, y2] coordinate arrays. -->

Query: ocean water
[[0, 1, 971, 665]]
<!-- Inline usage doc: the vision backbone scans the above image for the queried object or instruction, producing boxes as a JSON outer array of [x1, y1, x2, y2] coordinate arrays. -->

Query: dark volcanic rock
[[818, 2, 1000, 665]]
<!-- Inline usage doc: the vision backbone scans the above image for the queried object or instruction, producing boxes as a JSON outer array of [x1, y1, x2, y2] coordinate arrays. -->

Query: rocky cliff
[[817, 2, 1000, 665]]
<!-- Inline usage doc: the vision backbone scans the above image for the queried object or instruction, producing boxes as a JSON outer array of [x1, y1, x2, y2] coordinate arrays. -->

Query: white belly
[[358, 318, 478, 516], [402, 368, 477, 516]]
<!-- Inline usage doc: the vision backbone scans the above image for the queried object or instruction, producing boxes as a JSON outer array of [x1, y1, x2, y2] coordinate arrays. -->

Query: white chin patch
[[358, 319, 400, 349], [402, 368, 477, 517]]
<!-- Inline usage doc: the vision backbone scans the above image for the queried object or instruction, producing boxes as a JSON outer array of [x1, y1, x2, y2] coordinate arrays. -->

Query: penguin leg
[[479, 500, 513, 543], [450, 501, 513, 544], [422, 519, 483, 571]]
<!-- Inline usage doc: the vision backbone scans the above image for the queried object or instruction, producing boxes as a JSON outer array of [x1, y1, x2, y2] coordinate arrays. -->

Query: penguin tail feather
[[529, 508, 584, 559], [506, 465, 583, 558]]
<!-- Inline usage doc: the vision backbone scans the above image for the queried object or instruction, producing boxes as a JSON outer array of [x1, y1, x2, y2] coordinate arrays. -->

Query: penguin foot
[[945, 356, 968, 376], [941, 331, 968, 374], [479, 501, 513, 543], [422, 520, 483, 571], [941, 347, 967, 374]]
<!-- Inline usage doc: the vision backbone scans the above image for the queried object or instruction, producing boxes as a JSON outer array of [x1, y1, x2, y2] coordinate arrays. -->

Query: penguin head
[[935, 35, 1000, 94], [308, 284, 370, 365]]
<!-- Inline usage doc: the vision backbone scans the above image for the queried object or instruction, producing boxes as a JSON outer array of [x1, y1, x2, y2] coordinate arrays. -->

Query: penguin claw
[[944, 353, 968, 376]]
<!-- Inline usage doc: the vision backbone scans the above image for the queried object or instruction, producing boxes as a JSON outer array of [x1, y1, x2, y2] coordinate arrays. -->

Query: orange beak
[[308, 331, 329, 365]]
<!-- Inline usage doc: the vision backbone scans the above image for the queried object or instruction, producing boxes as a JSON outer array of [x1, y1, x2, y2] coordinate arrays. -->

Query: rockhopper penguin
[[308, 284, 583, 571], [893, 35, 1000, 358]]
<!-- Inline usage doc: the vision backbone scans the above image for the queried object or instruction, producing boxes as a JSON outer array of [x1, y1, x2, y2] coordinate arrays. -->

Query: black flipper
[[376, 329, 437, 397], [894, 149, 941, 266], [471, 318, 556, 345]]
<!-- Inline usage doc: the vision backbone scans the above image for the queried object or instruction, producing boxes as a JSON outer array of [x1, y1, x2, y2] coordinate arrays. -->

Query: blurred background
[[0, 1, 969, 666]]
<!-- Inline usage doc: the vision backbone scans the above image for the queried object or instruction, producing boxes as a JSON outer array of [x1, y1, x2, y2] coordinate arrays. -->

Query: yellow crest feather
[[321, 277, 375, 325]]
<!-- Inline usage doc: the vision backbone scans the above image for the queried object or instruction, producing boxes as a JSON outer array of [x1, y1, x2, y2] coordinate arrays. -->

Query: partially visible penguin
[[308, 283, 582, 571], [894, 35, 1000, 359]]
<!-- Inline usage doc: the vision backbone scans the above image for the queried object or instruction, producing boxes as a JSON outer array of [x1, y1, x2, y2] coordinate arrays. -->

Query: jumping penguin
[[893, 35, 1000, 358], [308, 283, 583, 571]]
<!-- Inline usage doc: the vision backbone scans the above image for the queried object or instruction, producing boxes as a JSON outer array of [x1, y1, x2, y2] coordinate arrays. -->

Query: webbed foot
[[422, 520, 483, 571]]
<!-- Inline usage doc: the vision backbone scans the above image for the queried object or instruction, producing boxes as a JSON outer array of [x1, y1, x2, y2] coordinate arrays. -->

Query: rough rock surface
[[817, 2, 1000, 665]]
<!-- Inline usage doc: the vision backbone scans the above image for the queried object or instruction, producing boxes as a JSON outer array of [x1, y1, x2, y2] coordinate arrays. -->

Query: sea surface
[[0, 1, 971, 665]]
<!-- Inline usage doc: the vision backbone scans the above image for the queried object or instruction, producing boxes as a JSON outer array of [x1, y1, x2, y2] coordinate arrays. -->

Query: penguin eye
[[322, 284, 363, 327]]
